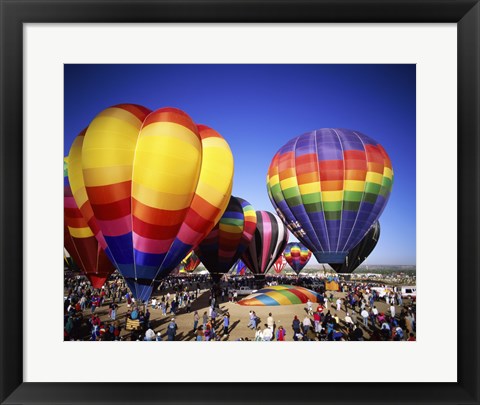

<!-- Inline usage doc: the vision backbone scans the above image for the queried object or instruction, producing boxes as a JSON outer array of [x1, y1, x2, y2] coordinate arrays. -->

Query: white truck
[[234, 286, 258, 296]]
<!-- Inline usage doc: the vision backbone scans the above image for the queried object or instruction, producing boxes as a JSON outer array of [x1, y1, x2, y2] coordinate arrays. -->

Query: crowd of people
[[64, 273, 416, 342], [245, 285, 416, 341]]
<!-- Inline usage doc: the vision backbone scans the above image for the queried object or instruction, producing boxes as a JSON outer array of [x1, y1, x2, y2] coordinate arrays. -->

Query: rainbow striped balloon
[[267, 128, 393, 264], [68, 105, 234, 301], [283, 242, 312, 274], [64, 157, 114, 288], [195, 196, 257, 276], [238, 285, 322, 306], [241, 211, 289, 275]]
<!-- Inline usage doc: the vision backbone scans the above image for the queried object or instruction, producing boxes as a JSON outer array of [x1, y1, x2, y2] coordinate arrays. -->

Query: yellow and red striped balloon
[[64, 157, 115, 288], [68, 105, 234, 301]]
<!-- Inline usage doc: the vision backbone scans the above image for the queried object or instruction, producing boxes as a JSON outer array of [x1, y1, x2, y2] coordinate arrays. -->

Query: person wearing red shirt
[[313, 311, 321, 333]]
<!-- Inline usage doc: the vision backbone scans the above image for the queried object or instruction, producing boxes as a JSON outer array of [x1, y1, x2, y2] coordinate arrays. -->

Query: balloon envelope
[[238, 285, 322, 306], [267, 128, 393, 263], [69, 105, 234, 301], [241, 211, 289, 276], [181, 251, 201, 272], [64, 158, 115, 288], [329, 221, 380, 273], [283, 242, 312, 274], [272, 255, 287, 274], [195, 196, 257, 276]]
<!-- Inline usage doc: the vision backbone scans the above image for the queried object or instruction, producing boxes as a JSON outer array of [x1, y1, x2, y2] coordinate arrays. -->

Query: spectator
[[167, 318, 177, 341]]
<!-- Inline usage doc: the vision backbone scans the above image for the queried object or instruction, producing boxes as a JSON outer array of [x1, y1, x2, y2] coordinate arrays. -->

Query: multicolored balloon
[[272, 255, 287, 274], [230, 259, 248, 276], [64, 158, 115, 288], [68, 105, 234, 301], [267, 128, 393, 264], [236, 260, 246, 275], [283, 242, 312, 274], [195, 196, 256, 277], [180, 251, 201, 272], [329, 221, 380, 273], [238, 285, 321, 306], [241, 211, 289, 276]]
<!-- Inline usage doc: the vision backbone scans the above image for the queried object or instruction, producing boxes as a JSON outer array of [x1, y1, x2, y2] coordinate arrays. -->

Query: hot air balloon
[[272, 255, 287, 274], [267, 128, 393, 264], [181, 251, 201, 272], [195, 196, 257, 282], [68, 105, 234, 301], [238, 285, 322, 306], [241, 210, 289, 279], [283, 242, 312, 274], [235, 260, 247, 276], [329, 221, 380, 273], [64, 158, 82, 271], [64, 158, 115, 288]]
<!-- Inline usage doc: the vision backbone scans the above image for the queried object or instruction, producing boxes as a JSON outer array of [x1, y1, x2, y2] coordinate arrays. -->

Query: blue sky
[[64, 64, 416, 265]]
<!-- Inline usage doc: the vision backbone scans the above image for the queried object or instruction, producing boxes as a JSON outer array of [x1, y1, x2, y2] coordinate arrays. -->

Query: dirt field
[[77, 286, 414, 341]]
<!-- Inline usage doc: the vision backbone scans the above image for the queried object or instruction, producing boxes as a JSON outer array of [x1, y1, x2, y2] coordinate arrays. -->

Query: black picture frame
[[1, 1, 479, 404]]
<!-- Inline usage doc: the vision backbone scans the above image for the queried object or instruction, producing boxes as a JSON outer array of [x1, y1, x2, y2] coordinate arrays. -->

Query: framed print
[[1, 1, 479, 404]]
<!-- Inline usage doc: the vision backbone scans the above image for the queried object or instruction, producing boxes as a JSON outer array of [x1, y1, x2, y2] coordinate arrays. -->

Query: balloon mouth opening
[[313, 252, 348, 264], [86, 274, 109, 289]]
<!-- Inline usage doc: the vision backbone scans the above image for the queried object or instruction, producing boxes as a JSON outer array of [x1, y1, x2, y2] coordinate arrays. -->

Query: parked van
[[400, 286, 416, 299]]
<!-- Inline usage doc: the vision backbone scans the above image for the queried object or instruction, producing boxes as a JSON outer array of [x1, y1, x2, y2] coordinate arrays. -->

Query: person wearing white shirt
[[302, 316, 312, 335], [390, 304, 396, 318], [255, 326, 264, 341], [306, 299, 313, 315], [344, 313, 354, 325], [336, 298, 342, 311], [267, 313, 275, 330], [262, 325, 273, 341], [361, 309, 369, 327], [144, 328, 156, 341]]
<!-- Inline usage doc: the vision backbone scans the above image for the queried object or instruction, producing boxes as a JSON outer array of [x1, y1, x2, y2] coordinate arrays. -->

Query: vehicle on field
[[234, 286, 258, 296], [400, 286, 417, 299]]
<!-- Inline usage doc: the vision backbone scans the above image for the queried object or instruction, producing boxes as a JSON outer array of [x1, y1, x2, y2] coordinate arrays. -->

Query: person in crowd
[[267, 312, 275, 334], [196, 326, 204, 341], [262, 323, 273, 341], [202, 311, 208, 330], [306, 299, 313, 315], [292, 315, 301, 337], [144, 327, 156, 341], [223, 312, 230, 335], [336, 297, 342, 312], [313, 310, 321, 333], [302, 315, 311, 336], [166, 318, 177, 341], [255, 326, 264, 341], [276, 325, 286, 341], [193, 311, 199, 332]]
